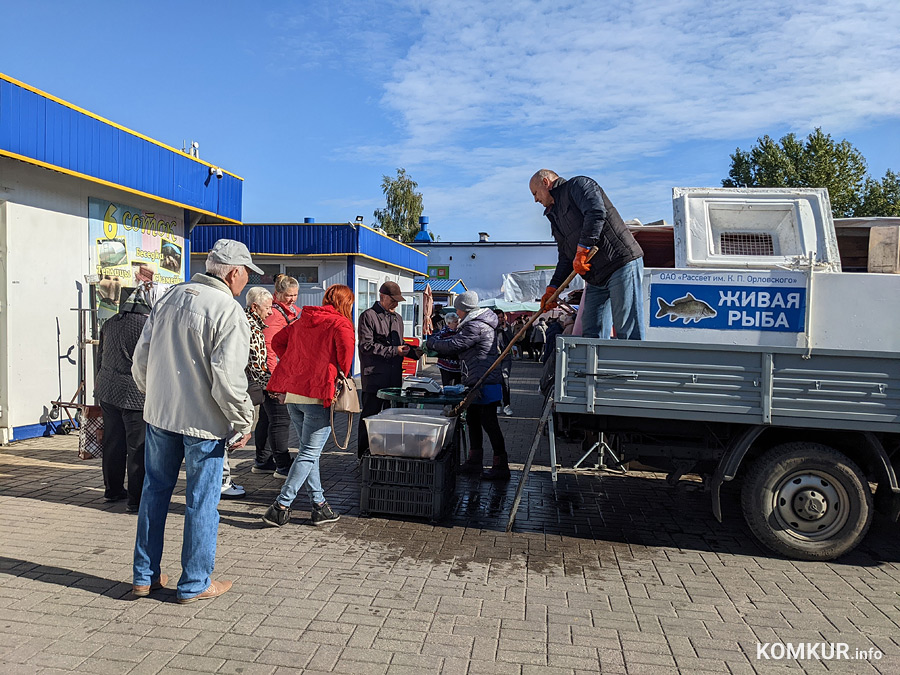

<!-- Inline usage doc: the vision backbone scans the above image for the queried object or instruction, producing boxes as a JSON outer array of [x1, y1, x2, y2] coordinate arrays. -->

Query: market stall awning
[[477, 298, 540, 312]]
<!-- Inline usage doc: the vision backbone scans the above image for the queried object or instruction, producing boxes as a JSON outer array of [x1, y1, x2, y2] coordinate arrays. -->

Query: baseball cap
[[208, 239, 263, 275], [379, 281, 405, 302]]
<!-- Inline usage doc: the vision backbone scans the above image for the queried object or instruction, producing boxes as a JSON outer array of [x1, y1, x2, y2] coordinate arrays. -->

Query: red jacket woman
[[263, 285, 356, 530], [268, 298, 355, 406]]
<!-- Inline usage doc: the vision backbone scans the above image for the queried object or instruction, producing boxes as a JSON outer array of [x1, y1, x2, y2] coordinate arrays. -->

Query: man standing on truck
[[529, 169, 644, 339]]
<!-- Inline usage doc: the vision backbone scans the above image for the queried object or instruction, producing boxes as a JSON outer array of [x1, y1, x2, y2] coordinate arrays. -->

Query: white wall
[[413, 242, 558, 300], [0, 158, 185, 440]]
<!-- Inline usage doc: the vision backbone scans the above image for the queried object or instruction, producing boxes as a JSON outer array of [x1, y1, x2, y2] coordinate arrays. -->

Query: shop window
[[249, 264, 280, 286], [285, 265, 319, 284]]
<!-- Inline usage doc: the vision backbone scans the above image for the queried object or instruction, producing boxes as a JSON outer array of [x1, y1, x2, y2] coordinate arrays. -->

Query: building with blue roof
[[0, 73, 242, 442], [191, 222, 429, 367]]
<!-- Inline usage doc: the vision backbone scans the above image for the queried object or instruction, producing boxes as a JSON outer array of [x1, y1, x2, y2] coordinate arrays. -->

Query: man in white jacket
[[131, 239, 260, 604]]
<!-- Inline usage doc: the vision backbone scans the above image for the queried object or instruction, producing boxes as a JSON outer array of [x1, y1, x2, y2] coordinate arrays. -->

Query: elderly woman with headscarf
[[95, 282, 165, 511], [427, 291, 510, 480]]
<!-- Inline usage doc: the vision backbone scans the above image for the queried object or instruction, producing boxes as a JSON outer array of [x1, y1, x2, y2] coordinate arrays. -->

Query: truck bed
[[554, 338, 900, 433]]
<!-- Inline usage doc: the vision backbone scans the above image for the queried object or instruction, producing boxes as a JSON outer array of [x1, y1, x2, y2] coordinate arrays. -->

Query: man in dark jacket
[[357, 281, 410, 458], [530, 169, 644, 340]]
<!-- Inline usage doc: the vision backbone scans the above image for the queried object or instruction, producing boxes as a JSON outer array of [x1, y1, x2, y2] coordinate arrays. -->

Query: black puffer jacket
[[427, 308, 501, 388], [546, 176, 643, 288]]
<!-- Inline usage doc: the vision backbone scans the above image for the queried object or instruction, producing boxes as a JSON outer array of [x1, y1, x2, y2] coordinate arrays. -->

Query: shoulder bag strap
[[330, 407, 353, 450]]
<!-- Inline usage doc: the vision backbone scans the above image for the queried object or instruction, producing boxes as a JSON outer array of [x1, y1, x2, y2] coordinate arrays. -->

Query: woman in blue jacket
[[427, 291, 509, 480]]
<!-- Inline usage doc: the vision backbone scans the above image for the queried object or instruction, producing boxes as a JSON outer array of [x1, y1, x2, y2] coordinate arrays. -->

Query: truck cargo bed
[[555, 338, 900, 433]]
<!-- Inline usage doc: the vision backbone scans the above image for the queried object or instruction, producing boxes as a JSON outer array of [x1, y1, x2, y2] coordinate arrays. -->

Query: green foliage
[[859, 170, 900, 217], [723, 128, 897, 218], [373, 168, 424, 242]]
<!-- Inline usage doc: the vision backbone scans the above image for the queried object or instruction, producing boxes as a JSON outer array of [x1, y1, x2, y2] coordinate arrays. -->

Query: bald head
[[529, 169, 560, 208]]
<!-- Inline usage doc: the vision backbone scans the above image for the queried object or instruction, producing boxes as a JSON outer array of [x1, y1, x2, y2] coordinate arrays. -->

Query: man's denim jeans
[[581, 258, 645, 340], [133, 424, 224, 600], [278, 403, 331, 507]]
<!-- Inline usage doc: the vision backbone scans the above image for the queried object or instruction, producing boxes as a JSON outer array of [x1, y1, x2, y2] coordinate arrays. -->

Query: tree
[[722, 128, 899, 218], [373, 168, 424, 242], [859, 170, 900, 217]]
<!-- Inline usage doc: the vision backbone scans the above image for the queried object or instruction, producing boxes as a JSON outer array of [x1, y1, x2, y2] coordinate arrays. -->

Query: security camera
[[216, 168, 223, 179]]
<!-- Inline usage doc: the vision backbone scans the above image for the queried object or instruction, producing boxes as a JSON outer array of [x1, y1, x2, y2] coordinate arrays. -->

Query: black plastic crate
[[361, 445, 455, 491], [359, 442, 457, 521], [359, 480, 455, 522]]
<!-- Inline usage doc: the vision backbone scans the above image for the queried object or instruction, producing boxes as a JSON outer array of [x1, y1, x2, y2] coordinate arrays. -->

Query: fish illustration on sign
[[656, 293, 717, 324]]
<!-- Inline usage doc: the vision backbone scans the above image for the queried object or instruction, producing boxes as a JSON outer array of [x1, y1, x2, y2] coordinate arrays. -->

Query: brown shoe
[[132, 573, 168, 598], [176, 579, 233, 604]]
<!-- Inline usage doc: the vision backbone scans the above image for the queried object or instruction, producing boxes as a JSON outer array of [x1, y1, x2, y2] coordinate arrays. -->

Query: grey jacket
[[132, 273, 254, 439], [427, 308, 501, 388]]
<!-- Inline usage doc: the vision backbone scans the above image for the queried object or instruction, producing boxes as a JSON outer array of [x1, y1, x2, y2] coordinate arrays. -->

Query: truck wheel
[[741, 442, 872, 561]]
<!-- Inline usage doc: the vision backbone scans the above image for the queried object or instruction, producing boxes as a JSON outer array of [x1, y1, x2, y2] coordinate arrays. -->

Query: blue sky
[[2, 1, 898, 241]]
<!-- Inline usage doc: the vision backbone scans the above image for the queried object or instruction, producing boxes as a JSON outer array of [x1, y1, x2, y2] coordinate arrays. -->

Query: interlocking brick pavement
[[1, 359, 899, 674]]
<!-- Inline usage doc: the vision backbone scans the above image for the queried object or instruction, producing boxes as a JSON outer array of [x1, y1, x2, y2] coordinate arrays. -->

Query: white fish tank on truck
[[643, 187, 900, 352]]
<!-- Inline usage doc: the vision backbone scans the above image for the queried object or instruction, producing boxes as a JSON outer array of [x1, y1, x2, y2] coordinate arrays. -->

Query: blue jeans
[[133, 424, 224, 600], [277, 403, 331, 507], [582, 258, 645, 340]]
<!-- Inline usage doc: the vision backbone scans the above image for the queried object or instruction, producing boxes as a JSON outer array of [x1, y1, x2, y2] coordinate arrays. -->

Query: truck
[[553, 188, 900, 561]]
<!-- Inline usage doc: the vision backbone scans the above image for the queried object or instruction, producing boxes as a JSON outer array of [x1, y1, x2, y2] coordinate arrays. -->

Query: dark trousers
[[439, 369, 462, 386], [255, 396, 292, 469], [466, 403, 507, 467], [100, 400, 146, 506], [499, 365, 511, 406], [358, 391, 389, 458], [532, 342, 544, 361]]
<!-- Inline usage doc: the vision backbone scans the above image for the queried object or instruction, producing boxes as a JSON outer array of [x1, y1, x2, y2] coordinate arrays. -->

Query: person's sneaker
[[261, 502, 291, 527], [125, 503, 140, 513], [251, 462, 276, 474], [176, 579, 232, 604], [310, 502, 340, 526], [273, 466, 291, 478], [104, 490, 128, 502], [221, 483, 246, 499], [502, 405, 514, 416], [482, 465, 512, 481], [132, 573, 168, 598]]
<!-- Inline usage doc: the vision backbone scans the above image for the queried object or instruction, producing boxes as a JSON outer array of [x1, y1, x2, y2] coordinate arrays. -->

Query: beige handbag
[[330, 369, 361, 449]]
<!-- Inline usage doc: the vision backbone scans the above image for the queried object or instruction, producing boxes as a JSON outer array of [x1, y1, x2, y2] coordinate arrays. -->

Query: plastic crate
[[361, 445, 455, 491], [360, 443, 457, 521]]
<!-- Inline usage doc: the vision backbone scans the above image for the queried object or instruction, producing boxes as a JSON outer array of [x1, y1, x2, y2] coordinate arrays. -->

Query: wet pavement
[[2, 359, 900, 674]]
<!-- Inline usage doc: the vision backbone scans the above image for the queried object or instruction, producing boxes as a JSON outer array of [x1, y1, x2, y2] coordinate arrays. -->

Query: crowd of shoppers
[[101, 235, 548, 605]]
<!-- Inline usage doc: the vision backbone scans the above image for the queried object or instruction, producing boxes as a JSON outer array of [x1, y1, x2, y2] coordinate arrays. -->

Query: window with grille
[[719, 232, 775, 256], [248, 264, 280, 285]]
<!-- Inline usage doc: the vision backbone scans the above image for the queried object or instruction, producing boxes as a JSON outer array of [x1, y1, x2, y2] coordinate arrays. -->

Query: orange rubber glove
[[573, 246, 592, 275], [541, 286, 558, 311]]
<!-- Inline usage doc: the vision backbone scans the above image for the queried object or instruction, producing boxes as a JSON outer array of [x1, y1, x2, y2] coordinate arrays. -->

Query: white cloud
[[281, 0, 900, 238], [373, 0, 900, 237]]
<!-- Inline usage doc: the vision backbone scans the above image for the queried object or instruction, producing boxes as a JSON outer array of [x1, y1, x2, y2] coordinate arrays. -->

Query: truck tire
[[741, 442, 872, 561]]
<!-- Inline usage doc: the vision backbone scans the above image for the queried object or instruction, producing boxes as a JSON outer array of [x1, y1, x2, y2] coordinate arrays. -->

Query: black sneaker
[[104, 490, 128, 502], [251, 461, 276, 474], [310, 502, 340, 526], [261, 502, 291, 527]]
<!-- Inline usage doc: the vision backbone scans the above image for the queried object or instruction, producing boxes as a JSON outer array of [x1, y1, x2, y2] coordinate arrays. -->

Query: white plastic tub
[[365, 409, 456, 459]]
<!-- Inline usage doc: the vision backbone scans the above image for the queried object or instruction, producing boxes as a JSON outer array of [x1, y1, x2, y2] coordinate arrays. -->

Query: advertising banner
[[649, 269, 807, 332], [88, 197, 186, 323]]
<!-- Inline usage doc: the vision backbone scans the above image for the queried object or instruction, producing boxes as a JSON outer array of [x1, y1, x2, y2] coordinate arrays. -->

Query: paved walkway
[[1, 360, 899, 674]]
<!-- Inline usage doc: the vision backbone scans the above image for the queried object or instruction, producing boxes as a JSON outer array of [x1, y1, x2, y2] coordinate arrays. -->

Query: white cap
[[208, 239, 263, 274]]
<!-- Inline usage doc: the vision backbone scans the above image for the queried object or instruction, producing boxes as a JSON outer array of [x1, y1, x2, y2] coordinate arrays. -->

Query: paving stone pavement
[[2, 360, 900, 674]]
